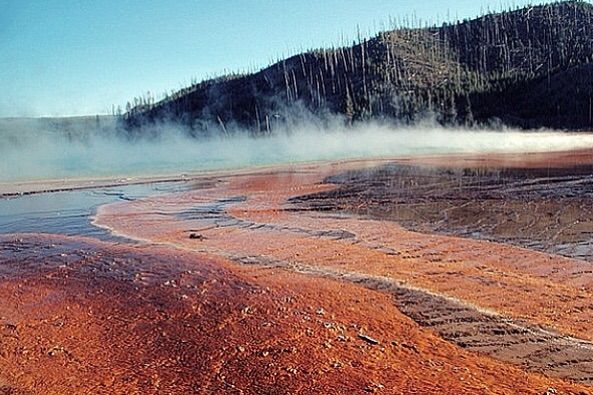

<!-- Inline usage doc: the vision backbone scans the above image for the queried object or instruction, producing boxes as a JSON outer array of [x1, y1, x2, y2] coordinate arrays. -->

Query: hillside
[[123, 1, 593, 133]]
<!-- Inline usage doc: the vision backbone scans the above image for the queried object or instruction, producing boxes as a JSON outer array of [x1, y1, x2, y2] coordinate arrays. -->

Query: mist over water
[[2, 118, 593, 183]]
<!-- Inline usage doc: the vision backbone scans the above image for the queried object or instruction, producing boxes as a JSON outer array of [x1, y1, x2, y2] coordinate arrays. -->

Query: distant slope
[[123, 0, 593, 133]]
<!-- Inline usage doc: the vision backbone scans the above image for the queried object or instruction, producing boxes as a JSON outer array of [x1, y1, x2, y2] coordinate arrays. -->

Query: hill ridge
[[124, 0, 593, 133]]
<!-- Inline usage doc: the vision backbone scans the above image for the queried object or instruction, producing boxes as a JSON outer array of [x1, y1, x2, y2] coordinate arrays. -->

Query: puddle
[[0, 182, 186, 241]]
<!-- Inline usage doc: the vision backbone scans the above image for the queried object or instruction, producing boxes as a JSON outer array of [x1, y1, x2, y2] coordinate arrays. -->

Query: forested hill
[[123, 1, 593, 134]]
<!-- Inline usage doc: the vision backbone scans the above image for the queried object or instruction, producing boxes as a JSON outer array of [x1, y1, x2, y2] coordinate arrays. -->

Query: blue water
[[0, 182, 186, 241]]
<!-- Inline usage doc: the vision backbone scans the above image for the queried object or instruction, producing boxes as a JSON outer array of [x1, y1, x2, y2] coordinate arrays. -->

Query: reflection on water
[[0, 182, 185, 241]]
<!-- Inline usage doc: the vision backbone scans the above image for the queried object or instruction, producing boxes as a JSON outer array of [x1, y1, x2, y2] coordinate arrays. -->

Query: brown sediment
[[293, 160, 593, 260]]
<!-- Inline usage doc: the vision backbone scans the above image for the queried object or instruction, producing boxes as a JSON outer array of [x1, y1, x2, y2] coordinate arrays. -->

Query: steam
[[2, 117, 593, 183]]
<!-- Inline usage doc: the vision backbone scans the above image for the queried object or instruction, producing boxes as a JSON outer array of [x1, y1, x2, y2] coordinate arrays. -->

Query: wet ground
[[292, 163, 593, 260], [2, 154, 593, 394]]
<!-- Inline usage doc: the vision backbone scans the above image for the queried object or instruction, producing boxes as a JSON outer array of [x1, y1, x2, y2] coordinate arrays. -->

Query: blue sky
[[0, 0, 555, 117]]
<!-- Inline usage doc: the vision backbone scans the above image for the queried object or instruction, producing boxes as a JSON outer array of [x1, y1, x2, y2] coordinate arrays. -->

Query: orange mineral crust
[[90, 152, 593, 389], [94, 157, 593, 342], [391, 148, 593, 169], [0, 234, 587, 394]]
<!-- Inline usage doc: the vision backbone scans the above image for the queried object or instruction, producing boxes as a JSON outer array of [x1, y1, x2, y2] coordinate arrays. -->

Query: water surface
[[0, 182, 186, 240]]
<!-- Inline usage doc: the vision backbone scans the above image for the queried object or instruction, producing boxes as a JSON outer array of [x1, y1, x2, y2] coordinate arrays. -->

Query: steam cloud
[[2, 117, 593, 183]]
